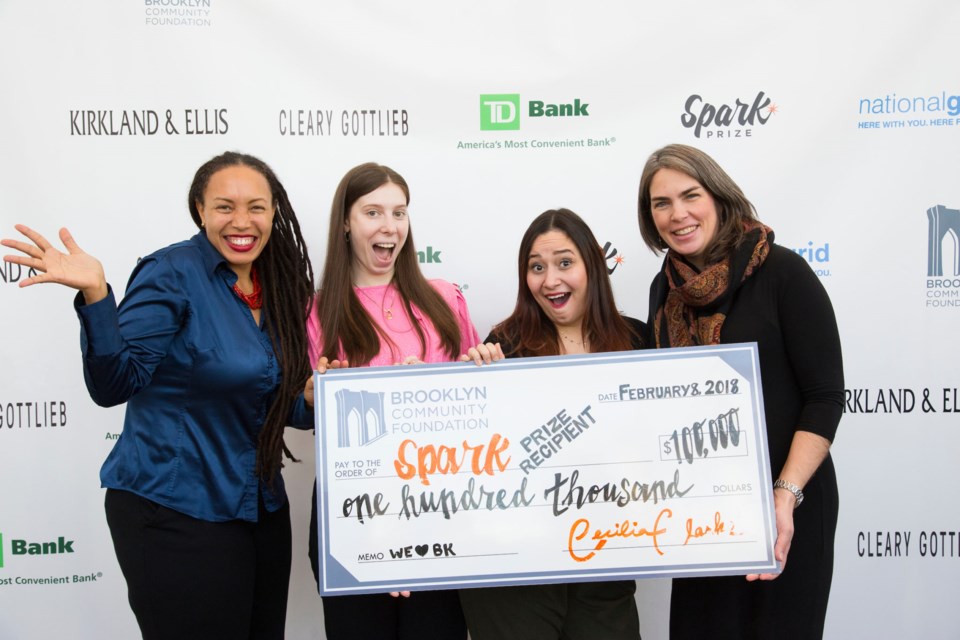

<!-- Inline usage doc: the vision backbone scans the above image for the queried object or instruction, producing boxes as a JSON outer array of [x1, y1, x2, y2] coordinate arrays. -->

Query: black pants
[[459, 581, 641, 640], [309, 482, 467, 640], [105, 488, 292, 640]]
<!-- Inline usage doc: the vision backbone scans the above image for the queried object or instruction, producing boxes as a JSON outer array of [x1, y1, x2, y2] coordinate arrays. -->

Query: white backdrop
[[1, 1, 958, 638]]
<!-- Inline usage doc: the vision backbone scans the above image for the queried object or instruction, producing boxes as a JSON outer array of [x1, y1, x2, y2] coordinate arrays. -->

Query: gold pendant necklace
[[357, 285, 394, 321]]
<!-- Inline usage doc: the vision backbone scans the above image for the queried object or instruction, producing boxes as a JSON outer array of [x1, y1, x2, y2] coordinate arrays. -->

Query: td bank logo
[[480, 93, 591, 130], [417, 246, 442, 264], [480, 94, 520, 130], [1, 532, 76, 567]]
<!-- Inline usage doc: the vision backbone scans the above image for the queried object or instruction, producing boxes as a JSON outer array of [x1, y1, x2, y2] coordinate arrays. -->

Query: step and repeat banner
[[1, 2, 957, 638]]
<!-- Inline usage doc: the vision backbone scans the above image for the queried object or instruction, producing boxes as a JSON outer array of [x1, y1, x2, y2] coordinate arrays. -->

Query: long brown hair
[[189, 152, 314, 483], [315, 163, 461, 365], [637, 144, 758, 267], [492, 208, 638, 356]]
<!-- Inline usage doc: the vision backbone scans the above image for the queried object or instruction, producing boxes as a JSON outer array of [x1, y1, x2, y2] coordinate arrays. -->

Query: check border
[[314, 342, 777, 595]]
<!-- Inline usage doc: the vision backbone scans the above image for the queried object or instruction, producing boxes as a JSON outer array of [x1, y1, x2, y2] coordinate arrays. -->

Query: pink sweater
[[307, 279, 480, 367]]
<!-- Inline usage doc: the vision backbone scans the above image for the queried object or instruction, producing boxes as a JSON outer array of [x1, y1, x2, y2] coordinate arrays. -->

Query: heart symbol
[[415, 544, 429, 557]]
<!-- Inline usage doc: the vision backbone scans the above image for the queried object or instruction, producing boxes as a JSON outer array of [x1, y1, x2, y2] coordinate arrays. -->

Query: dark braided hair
[[188, 152, 314, 484]]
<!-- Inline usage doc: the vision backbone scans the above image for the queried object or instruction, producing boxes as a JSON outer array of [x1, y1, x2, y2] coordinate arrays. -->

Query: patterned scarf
[[653, 221, 773, 348]]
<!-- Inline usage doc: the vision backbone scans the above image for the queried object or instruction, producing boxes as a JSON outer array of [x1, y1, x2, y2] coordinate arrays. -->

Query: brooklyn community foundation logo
[[335, 389, 387, 448], [925, 204, 960, 308], [144, 0, 213, 28]]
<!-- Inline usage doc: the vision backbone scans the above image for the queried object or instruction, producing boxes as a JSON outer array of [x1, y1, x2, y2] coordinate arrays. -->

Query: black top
[[650, 243, 844, 639], [486, 316, 646, 356], [648, 244, 844, 474]]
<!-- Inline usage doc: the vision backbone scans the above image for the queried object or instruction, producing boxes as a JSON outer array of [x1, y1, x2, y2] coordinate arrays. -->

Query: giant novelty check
[[313, 343, 778, 595]]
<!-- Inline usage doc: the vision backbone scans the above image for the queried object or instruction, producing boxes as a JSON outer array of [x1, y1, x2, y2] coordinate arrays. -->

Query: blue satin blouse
[[75, 232, 311, 523]]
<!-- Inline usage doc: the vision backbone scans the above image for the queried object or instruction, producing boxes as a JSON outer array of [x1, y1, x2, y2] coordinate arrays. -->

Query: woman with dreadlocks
[[2, 151, 315, 639]]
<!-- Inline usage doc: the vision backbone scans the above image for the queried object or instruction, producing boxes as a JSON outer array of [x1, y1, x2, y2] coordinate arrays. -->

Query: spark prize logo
[[480, 94, 521, 130], [602, 241, 625, 275], [925, 204, 960, 309], [335, 389, 387, 448], [680, 91, 777, 139]]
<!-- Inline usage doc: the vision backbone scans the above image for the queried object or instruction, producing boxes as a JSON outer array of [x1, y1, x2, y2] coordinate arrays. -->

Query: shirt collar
[[190, 231, 236, 282]]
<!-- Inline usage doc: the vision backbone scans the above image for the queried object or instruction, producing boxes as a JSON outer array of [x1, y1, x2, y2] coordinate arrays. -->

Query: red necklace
[[233, 267, 263, 310]]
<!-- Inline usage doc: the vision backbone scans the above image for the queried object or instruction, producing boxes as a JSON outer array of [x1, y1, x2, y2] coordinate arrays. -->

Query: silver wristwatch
[[773, 479, 804, 509]]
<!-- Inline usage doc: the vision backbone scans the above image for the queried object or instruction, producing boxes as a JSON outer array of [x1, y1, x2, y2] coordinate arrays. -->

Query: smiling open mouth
[[373, 242, 396, 261], [226, 236, 256, 251], [546, 292, 571, 307]]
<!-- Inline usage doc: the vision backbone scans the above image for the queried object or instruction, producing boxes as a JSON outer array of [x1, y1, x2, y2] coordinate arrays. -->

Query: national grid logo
[[480, 93, 590, 130], [857, 91, 960, 130]]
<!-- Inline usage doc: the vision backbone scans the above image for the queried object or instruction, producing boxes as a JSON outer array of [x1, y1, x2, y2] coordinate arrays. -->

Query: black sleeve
[[776, 252, 845, 443], [621, 315, 648, 350]]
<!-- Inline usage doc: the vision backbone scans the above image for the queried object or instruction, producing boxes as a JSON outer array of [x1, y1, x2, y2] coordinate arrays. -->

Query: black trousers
[[309, 482, 467, 640], [459, 581, 641, 640], [105, 488, 292, 640]]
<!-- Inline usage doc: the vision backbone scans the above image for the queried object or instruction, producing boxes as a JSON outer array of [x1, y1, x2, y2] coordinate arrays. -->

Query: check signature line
[[565, 538, 758, 554]]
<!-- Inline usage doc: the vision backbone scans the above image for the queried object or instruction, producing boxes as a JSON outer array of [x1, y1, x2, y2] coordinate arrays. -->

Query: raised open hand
[[2, 225, 108, 303]]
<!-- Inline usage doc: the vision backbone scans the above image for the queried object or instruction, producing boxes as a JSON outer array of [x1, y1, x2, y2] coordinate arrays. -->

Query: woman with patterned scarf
[[637, 144, 844, 640]]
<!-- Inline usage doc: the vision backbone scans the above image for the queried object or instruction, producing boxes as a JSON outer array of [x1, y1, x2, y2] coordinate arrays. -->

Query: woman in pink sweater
[[303, 162, 499, 640]]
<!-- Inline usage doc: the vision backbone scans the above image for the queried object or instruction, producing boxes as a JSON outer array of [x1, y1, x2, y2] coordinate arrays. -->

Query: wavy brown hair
[[189, 151, 314, 484], [315, 163, 461, 365], [492, 208, 638, 356], [637, 144, 758, 267]]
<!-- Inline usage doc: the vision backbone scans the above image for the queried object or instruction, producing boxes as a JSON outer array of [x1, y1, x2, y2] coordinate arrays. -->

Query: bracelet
[[773, 479, 804, 509]]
